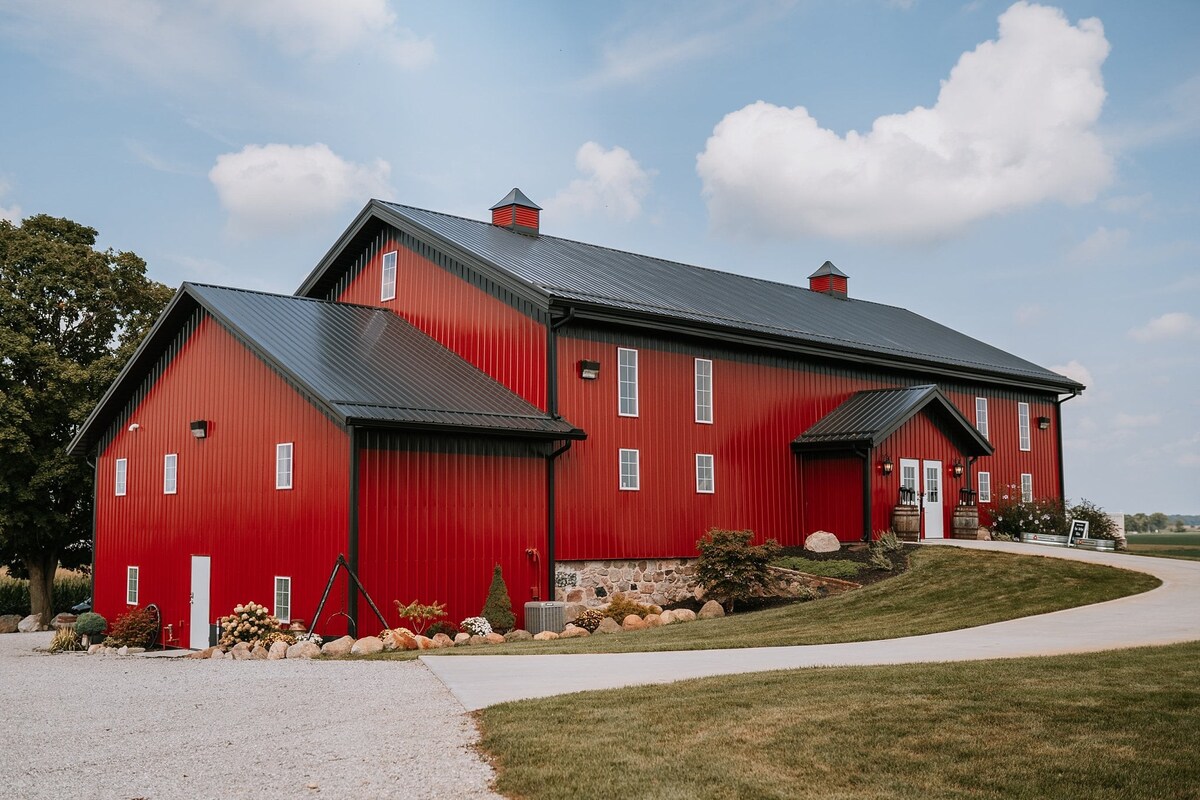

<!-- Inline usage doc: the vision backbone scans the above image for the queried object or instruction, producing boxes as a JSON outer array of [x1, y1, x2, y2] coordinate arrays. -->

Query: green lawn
[[1125, 532, 1200, 562], [479, 641, 1200, 800], [365, 547, 1158, 659]]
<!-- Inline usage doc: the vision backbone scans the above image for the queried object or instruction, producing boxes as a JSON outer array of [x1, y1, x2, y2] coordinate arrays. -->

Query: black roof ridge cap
[[187, 281, 387, 313], [333, 399, 563, 421]]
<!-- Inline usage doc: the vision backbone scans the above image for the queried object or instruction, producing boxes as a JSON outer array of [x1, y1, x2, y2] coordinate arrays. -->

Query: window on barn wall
[[1018, 402, 1031, 451], [115, 458, 127, 496], [274, 576, 291, 623], [618, 348, 638, 417], [978, 471, 991, 503], [975, 397, 989, 439], [1020, 473, 1033, 503], [163, 454, 177, 495], [619, 448, 640, 490], [276, 443, 293, 490], [695, 453, 715, 493], [380, 250, 397, 301], [126, 566, 139, 605], [695, 358, 713, 423]]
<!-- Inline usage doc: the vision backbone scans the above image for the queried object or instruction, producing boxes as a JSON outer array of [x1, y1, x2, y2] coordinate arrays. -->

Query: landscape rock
[[596, 617, 622, 634], [414, 635, 437, 650], [0, 615, 21, 634], [803, 531, 841, 553], [642, 614, 663, 628], [287, 641, 321, 660], [321, 636, 355, 657], [468, 635, 489, 646], [209, 647, 227, 659], [230, 642, 253, 660], [250, 644, 268, 660], [117, 646, 130, 656], [351, 635, 384, 655], [621, 614, 647, 631], [88, 644, 104, 655], [977, 527, 992, 541], [380, 630, 402, 651], [697, 601, 725, 620], [658, 610, 677, 625], [453, 632, 471, 646], [267, 641, 289, 660], [503, 629, 532, 642], [484, 632, 506, 645], [532, 630, 559, 641], [18, 614, 44, 633], [673, 608, 697, 622], [432, 633, 455, 648], [559, 624, 589, 638]]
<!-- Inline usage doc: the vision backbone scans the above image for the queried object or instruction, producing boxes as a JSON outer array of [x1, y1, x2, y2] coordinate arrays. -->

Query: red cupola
[[490, 188, 541, 236], [808, 261, 849, 299]]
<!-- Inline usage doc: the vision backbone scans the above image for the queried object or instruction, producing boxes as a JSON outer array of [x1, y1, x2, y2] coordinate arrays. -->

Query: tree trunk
[[25, 551, 59, 627]]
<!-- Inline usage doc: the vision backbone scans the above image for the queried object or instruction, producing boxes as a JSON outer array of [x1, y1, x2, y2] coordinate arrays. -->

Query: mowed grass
[[478, 641, 1200, 800], [1125, 532, 1200, 562], [366, 547, 1158, 660]]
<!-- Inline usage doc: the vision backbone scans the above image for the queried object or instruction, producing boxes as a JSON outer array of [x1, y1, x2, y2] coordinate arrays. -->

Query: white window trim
[[694, 358, 713, 424], [695, 453, 715, 494], [975, 397, 989, 440], [1020, 473, 1033, 503], [978, 471, 991, 503], [276, 443, 294, 490], [115, 458, 127, 497], [380, 250, 397, 302], [619, 448, 640, 491], [617, 348, 638, 417], [274, 576, 292, 623], [163, 453, 177, 495], [1018, 402, 1031, 451], [126, 566, 139, 605]]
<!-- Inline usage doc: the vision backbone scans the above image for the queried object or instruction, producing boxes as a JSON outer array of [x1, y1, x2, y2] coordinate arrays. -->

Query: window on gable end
[[163, 454, 177, 495], [276, 443, 294, 490], [618, 348, 638, 417], [695, 359, 713, 424], [381, 250, 397, 301], [1018, 402, 1031, 451], [975, 397, 989, 440], [115, 458, 127, 496]]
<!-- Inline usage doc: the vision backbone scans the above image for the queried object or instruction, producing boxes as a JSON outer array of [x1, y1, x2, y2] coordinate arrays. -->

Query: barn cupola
[[490, 187, 542, 236], [808, 261, 849, 299]]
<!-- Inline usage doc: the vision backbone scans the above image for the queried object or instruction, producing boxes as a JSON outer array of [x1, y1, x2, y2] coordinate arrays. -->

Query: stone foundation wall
[[554, 559, 699, 607]]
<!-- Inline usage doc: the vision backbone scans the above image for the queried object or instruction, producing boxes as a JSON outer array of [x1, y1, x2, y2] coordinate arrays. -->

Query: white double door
[[900, 458, 944, 539]]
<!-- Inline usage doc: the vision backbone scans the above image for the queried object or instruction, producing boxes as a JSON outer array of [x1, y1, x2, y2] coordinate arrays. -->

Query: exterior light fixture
[[952, 459, 964, 478], [1037, 416, 1051, 430], [190, 420, 209, 439], [881, 455, 894, 475], [579, 359, 601, 380]]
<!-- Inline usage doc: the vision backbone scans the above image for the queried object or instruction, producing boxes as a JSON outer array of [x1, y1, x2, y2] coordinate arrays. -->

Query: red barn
[[69, 189, 1082, 645]]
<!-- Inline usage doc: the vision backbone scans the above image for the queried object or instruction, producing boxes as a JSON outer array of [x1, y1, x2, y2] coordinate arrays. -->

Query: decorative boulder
[[532, 630, 559, 641], [0, 615, 21, 634], [621, 614, 647, 631], [642, 614, 664, 628], [453, 632, 471, 646], [658, 610, 677, 625], [672, 608, 697, 623], [321, 636, 355, 657], [432, 633, 455, 648], [503, 629, 532, 642], [468, 634, 489, 646], [250, 644, 269, 660], [286, 641, 321, 659], [976, 527, 992, 541], [209, 647, 228, 659], [414, 635, 437, 650], [803, 531, 841, 553], [230, 642, 253, 660], [17, 614, 44, 633], [596, 617, 622, 634], [267, 641, 289, 660], [186, 646, 215, 660], [697, 601, 725, 620], [380, 630, 402, 651], [351, 636, 384, 655], [559, 624, 589, 638], [484, 632, 506, 645]]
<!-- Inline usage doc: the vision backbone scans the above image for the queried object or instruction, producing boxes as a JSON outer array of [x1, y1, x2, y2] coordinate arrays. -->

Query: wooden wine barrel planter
[[952, 505, 980, 539], [892, 505, 920, 541]]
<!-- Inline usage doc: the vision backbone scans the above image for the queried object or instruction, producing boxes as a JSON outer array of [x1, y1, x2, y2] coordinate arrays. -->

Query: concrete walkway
[[422, 540, 1200, 710]]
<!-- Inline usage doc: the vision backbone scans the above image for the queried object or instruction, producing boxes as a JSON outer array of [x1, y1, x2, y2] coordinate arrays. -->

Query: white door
[[899, 459, 920, 506], [923, 461, 944, 539], [189, 556, 211, 649]]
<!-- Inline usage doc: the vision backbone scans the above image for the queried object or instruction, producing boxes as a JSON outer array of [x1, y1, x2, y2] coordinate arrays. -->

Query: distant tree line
[[1124, 513, 1197, 533]]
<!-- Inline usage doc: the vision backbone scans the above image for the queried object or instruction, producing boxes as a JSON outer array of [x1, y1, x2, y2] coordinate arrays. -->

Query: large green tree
[[0, 215, 172, 623]]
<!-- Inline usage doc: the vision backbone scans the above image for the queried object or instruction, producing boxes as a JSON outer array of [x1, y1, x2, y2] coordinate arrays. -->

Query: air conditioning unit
[[523, 601, 566, 635]]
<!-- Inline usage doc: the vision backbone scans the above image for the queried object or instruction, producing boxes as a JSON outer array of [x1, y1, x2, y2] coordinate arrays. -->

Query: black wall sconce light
[[881, 455, 894, 476], [190, 420, 209, 439], [579, 359, 601, 380], [952, 459, 964, 478], [1037, 416, 1051, 430]]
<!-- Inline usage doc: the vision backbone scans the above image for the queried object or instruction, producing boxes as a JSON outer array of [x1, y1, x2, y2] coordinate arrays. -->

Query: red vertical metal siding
[[802, 454, 863, 540], [335, 235, 548, 410], [93, 313, 349, 643], [356, 432, 545, 630]]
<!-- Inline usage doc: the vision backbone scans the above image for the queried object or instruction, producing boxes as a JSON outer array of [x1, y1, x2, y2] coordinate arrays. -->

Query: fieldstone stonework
[[555, 558, 700, 607]]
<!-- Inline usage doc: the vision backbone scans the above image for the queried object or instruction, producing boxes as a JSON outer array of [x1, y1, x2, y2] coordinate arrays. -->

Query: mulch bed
[[775, 542, 915, 588]]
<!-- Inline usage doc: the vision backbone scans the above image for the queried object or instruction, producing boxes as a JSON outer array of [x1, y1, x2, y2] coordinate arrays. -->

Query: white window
[[380, 250, 397, 301], [975, 397, 989, 440], [695, 453, 715, 493], [115, 458, 127, 496], [163, 454, 177, 495], [977, 471, 991, 503], [276, 443, 293, 490], [695, 358, 713, 424], [618, 348, 638, 417], [274, 576, 292, 623], [1020, 473, 1033, 503], [619, 448, 640, 490], [1018, 402, 1031, 451], [126, 566, 139, 605]]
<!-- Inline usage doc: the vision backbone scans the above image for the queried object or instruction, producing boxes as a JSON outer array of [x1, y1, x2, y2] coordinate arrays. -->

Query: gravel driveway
[[0, 632, 499, 800]]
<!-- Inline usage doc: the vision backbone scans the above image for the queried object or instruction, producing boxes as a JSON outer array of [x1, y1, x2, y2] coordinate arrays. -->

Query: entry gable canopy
[[791, 385, 993, 456]]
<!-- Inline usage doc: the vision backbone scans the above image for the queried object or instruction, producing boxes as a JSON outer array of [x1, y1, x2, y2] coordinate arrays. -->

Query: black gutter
[[347, 425, 360, 637]]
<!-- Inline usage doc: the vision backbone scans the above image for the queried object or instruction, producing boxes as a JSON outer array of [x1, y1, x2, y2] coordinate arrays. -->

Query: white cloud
[[1104, 193, 1151, 214], [1067, 226, 1129, 263], [1014, 304, 1046, 325], [209, 143, 393, 235], [1049, 359, 1093, 389], [1113, 412, 1161, 430], [696, 2, 1112, 241], [0, 180, 20, 224], [1129, 312, 1200, 343], [546, 142, 652, 222]]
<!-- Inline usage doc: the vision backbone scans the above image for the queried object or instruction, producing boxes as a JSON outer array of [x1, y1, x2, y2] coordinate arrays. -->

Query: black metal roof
[[489, 187, 541, 211], [297, 201, 1081, 394], [792, 385, 993, 456], [68, 284, 583, 455]]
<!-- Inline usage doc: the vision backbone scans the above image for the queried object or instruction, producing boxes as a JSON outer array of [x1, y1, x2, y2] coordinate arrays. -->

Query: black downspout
[[347, 425, 360, 637], [547, 440, 572, 599], [859, 446, 873, 543], [1055, 391, 1078, 501], [545, 308, 576, 599]]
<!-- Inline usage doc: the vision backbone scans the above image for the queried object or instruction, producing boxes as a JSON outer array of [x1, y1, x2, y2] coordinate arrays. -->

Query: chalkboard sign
[[1067, 519, 1089, 546]]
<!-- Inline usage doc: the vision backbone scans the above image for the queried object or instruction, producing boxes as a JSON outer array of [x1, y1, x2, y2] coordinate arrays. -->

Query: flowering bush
[[572, 608, 606, 632], [460, 616, 492, 636], [293, 631, 323, 645], [217, 601, 281, 648], [105, 606, 159, 649], [1067, 498, 1119, 540], [990, 487, 1066, 540]]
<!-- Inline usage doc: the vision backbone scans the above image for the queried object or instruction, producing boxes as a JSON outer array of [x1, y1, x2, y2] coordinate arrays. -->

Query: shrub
[[868, 548, 894, 572], [695, 528, 781, 613], [480, 564, 515, 633], [875, 530, 902, 553], [0, 576, 26, 616], [74, 611, 107, 638], [460, 616, 492, 637], [771, 557, 863, 579], [991, 489, 1066, 539], [393, 599, 447, 635], [49, 628, 83, 653], [258, 630, 297, 649], [105, 607, 159, 649], [216, 601, 280, 648], [1067, 498, 1118, 540], [425, 620, 459, 639], [572, 608, 606, 632], [601, 594, 657, 621]]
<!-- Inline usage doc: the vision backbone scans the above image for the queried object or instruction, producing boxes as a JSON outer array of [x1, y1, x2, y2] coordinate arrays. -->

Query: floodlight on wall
[[127, 423, 140, 432], [881, 455, 894, 476], [1037, 416, 1051, 430], [579, 359, 601, 380], [952, 459, 964, 478], [190, 420, 209, 439]]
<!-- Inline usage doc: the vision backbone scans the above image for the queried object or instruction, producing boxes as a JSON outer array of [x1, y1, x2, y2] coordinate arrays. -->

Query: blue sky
[[1, 1, 1197, 514]]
